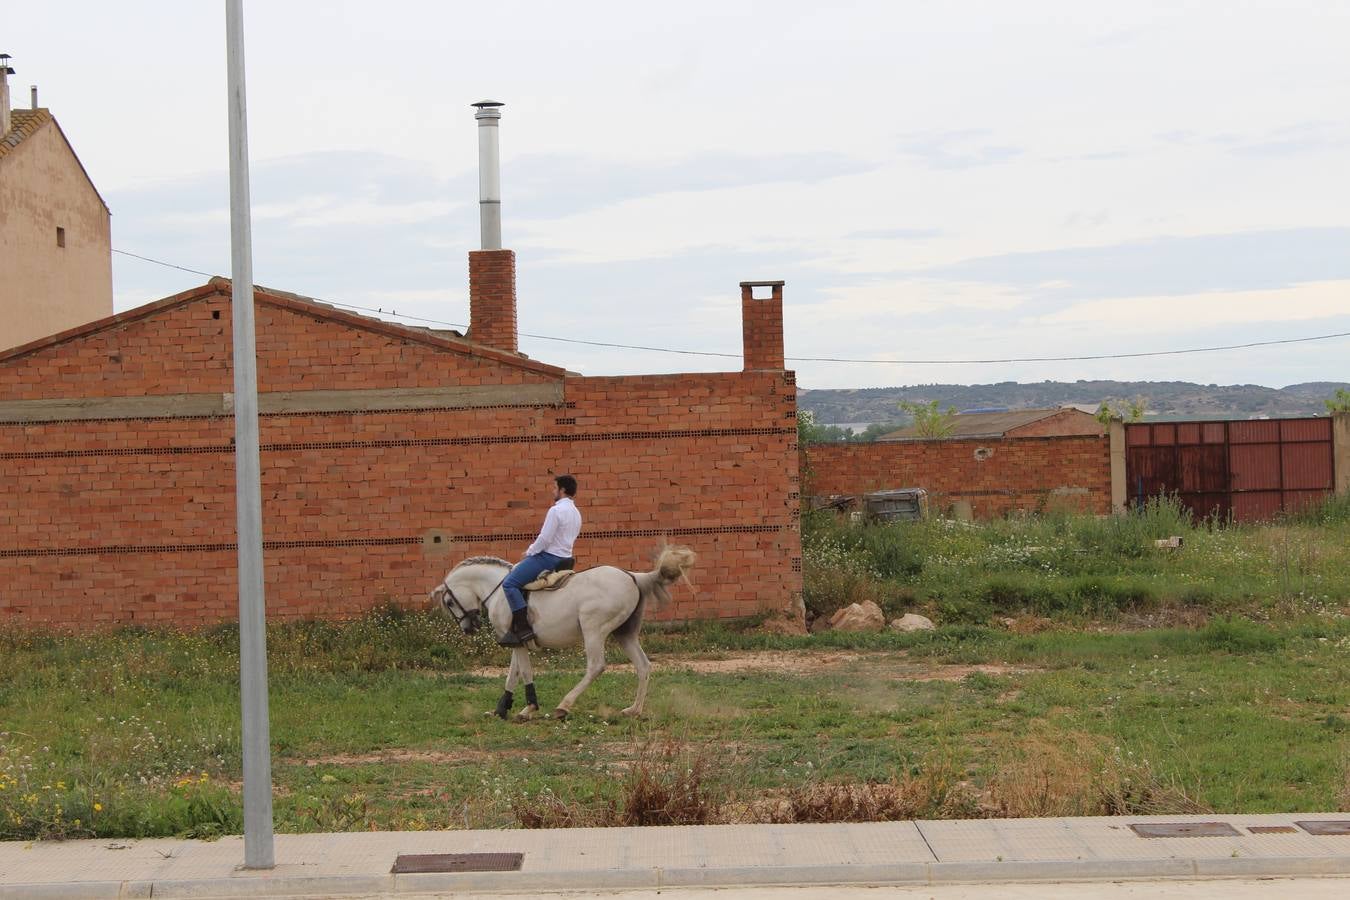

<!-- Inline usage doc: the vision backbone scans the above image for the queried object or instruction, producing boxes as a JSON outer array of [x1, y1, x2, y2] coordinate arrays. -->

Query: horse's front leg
[[492, 654, 520, 720], [553, 631, 606, 721], [513, 648, 540, 722]]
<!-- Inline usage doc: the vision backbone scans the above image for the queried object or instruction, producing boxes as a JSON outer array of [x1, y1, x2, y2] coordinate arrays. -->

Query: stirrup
[[499, 612, 534, 647]]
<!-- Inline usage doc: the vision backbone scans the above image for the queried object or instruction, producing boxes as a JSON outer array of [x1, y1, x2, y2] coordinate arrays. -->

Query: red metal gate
[[1125, 417, 1335, 522]]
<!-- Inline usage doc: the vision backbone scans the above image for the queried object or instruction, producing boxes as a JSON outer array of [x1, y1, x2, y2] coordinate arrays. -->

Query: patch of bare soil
[[886, 662, 1037, 682], [286, 747, 526, 767], [469, 650, 1036, 681]]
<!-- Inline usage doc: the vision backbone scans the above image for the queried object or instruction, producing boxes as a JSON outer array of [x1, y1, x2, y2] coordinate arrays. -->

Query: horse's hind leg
[[513, 648, 540, 722], [553, 630, 607, 720], [615, 632, 651, 718]]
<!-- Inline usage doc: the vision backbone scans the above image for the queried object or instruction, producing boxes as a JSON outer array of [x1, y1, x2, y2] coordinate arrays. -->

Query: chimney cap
[[739, 280, 785, 288], [1, 52, 13, 76], [471, 100, 504, 108]]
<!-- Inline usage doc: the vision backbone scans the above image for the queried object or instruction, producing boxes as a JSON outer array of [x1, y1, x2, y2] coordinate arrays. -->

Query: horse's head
[[429, 571, 483, 635]]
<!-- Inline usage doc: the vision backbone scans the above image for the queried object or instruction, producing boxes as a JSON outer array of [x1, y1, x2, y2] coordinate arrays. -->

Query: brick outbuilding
[[0, 258, 802, 628]]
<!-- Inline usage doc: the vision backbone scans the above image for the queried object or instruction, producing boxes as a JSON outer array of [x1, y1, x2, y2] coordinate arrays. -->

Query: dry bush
[[512, 788, 604, 829], [513, 739, 722, 829], [984, 734, 1209, 818], [610, 739, 720, 826], [737, 756, 982, 825]]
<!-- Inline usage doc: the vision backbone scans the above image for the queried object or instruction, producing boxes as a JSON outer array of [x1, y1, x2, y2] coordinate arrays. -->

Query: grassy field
[[3, 611, 1348, 840], [802, 495, 1350, 623], [4, 498, 1348, 840]]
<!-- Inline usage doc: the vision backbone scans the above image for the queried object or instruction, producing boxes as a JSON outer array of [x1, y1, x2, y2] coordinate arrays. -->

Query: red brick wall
[[468, 250, 518, 354], [806, 435, 1110, 518], [0, 286, 801, 629], [1006, 408, 1104, 438]]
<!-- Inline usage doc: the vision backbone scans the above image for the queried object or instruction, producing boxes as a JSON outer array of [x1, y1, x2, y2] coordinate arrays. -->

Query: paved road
[[341, 878, 1349, 899]]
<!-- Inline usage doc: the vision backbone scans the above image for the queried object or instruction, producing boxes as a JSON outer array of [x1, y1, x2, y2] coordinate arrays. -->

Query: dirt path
[[471, 650, 1034, 682]]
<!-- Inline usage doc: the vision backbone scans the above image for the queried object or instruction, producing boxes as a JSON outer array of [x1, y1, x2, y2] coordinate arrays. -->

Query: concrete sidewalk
[[1, 813, 1347, 898]]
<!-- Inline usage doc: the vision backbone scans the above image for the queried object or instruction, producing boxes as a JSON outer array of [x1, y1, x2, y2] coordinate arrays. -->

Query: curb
[[4, 854, 1349, 898]]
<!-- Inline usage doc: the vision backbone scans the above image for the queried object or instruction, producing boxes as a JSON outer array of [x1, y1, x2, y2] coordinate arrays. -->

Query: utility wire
[[113, 249, 214, 278], [114, 247, 1350, 365]]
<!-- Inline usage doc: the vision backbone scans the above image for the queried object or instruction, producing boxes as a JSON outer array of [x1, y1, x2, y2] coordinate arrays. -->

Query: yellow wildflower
[[93, 802, 103, 812]]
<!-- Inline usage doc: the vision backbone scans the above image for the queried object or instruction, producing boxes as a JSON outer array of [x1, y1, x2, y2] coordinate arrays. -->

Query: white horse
[[429, 546, 696, 721]]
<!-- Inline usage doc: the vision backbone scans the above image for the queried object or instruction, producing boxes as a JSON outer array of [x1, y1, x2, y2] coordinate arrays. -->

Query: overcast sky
[[7, 1, 1349, 389]]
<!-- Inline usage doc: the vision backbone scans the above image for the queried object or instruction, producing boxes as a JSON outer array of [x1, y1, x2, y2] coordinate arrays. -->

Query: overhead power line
[[113, 247, 1350, 365]]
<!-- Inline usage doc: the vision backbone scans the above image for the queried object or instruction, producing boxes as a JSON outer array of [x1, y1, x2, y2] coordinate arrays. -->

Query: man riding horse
[[499, 474, 582, 646]]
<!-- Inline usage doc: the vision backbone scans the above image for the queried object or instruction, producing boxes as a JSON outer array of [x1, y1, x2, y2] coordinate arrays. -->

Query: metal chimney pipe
[[0, 55, 13, 138], [472, 100, 504, 250], [31, 85, 38, 109]]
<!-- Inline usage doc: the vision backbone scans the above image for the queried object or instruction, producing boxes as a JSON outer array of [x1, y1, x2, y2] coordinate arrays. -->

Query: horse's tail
[[614, 545, 697, 640]]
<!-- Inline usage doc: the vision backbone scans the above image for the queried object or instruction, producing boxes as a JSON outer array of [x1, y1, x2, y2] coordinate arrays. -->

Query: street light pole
[[225, 0, 275, 870]]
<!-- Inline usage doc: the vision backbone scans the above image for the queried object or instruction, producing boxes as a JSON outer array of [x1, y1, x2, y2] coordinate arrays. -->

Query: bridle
[[436, 576, 482, 634], [436, 572, 508, 635]]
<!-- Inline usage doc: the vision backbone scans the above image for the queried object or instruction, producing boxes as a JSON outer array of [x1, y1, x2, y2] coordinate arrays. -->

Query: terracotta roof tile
[[0, 107, 52, 160]]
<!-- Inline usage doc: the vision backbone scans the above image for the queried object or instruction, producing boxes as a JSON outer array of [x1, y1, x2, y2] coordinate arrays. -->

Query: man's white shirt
[[527, 496, 582, 557]]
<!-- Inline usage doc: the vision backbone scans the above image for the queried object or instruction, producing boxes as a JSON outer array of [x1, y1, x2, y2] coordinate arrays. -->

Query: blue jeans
[[503, 552, 564, 613]]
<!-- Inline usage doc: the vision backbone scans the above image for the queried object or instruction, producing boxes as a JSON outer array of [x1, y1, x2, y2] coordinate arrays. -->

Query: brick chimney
[[463, 100, 518, 352], [740, 281, 785, 371], [468, 249, 518, 352]]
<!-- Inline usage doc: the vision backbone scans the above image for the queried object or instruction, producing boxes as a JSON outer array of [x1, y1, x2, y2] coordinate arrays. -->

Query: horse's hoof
[[514, 704, 539, 723], [551, 708, 569, 721]]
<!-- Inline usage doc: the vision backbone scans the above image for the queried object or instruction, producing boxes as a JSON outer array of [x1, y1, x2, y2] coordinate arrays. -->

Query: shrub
[[513, 740, 722, 829], [985, 735, 1209, 818]]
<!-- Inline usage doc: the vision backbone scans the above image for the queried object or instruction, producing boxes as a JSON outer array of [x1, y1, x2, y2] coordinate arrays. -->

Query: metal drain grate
[[1296, 821, 1350, 836], [391, 852, 524, 874], [1248, 826, 1298, 834], [1130, 822, 1241, 838]]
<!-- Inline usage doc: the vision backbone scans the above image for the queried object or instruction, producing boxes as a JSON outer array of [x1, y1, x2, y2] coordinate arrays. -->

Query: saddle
[[522, 557, 577, 594]]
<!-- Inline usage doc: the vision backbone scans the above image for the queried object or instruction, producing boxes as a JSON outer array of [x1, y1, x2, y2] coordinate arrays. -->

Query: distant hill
[[799, 380, 1350, 427]]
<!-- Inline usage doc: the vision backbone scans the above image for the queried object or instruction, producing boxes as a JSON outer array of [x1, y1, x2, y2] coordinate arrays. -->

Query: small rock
[[829, 601, 887, 633], [890, 613, 935, 632]]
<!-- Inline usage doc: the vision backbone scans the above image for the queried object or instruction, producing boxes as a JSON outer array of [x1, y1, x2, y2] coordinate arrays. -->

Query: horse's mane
[[453, 555, 511, 571]]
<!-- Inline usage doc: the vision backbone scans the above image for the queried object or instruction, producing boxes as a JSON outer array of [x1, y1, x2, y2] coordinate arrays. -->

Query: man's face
[[551, 481, 563, 501]]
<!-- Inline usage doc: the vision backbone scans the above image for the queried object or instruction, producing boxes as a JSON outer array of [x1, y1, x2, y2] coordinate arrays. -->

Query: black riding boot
[[498, 607, 536, 647]]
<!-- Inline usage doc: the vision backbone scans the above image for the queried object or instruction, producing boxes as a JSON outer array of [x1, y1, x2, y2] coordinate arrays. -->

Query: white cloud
[[1039, 280, 1350, 331], [807, 279, 1027, 321]]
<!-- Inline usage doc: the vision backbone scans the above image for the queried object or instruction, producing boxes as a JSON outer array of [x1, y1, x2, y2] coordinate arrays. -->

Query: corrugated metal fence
[[1125, 417, 1335, 522]]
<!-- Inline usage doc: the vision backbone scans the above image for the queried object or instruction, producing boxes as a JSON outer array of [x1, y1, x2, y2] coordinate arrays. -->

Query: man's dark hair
[[556, 474, 578, 497]]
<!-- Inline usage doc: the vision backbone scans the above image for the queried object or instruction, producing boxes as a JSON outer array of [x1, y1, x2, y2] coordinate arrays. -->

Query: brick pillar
[[740, 280, 784, 371], [1334, 412, 1350, 496], [1109, 418, 1127, 513], [468, 249, 518, 353]]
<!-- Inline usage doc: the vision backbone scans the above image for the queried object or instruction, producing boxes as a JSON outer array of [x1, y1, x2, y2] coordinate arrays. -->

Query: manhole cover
[[1248, 826, 1298, 834], [1296, 821, 1350, 836], [391, 852, 524, 874], [1130, 822, 1240, 838]]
